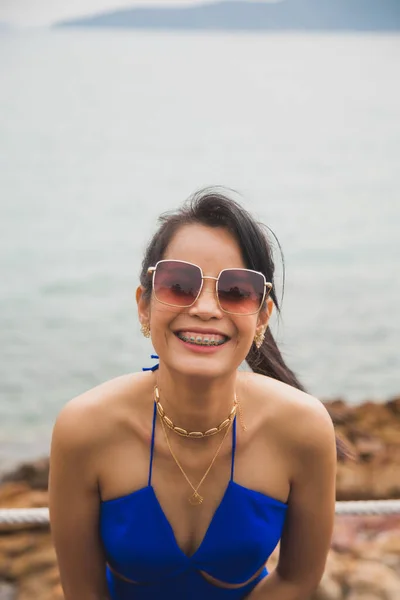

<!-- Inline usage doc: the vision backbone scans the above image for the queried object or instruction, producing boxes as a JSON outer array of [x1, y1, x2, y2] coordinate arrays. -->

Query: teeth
[[176, 332, 227, 346]]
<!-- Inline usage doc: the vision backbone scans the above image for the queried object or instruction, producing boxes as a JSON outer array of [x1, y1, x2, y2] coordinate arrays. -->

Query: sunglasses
[[147, 260, 272, 316]]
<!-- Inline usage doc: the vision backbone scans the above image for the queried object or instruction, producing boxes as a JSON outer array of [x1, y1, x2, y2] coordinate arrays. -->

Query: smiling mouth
[[175, 331, 229, 347]]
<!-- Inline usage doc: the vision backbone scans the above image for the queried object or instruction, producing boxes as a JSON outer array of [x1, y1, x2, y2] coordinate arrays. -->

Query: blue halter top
[[100, 367, 288, 599]]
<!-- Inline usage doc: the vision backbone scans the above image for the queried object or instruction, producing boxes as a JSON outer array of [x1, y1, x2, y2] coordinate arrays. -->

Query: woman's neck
[[152, 365, 238, 434]]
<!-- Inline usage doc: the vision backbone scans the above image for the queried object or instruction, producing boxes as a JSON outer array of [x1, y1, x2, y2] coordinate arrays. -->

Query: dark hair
[[140, 187, 348, 460]]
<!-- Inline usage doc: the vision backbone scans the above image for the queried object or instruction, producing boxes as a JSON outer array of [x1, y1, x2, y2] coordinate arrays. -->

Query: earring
[[254, 327, 266, 349], [141, 323, 151, 338]]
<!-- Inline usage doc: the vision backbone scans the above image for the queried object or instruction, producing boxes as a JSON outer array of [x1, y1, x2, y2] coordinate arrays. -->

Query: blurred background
[[1, 0, 399, 471]]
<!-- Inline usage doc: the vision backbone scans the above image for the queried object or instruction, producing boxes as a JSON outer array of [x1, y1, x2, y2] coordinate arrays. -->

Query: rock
[[387, 396, 400, 417], [347, 561, 400, 600], [0, 459, 49, 490], [354, 436, 385, 461], [0, 483, 48, 510], [336, 460, 400, 500], [312, 573, 342, 600], [324, 398, 400, 500], [346, 595, 383, 600], [0, 484, 31, 506], [8, 543, 57, 579], [0, 583, 17, 600]]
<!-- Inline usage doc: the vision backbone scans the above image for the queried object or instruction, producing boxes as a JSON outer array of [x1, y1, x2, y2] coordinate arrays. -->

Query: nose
[[188, 277, 223, 319]]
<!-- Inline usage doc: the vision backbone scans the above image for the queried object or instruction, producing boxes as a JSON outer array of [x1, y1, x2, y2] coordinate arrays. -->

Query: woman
[[49, 188, 340, 600]]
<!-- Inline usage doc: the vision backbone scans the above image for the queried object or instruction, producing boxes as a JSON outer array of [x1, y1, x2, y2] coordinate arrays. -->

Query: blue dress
[[100, 372, 288, 599]]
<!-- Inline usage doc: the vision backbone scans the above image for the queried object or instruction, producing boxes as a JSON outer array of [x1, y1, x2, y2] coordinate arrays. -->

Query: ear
[[256, 297, 273, 332], [136, 285, 151, 326]]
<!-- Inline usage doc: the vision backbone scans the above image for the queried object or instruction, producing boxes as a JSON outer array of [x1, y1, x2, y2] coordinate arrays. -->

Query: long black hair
[[140, 187, 348, 459]]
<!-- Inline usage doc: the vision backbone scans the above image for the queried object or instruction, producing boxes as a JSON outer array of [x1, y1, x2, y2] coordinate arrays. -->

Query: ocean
[[0, 29, 399, 469]]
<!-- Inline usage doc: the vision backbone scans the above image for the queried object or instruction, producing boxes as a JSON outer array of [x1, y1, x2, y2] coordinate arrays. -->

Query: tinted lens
[[153, 261, 202, 307], [217, 269, 265, 314]]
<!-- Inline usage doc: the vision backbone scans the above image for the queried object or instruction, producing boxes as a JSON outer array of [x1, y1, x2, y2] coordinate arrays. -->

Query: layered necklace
[[154, 385, 246, 505]]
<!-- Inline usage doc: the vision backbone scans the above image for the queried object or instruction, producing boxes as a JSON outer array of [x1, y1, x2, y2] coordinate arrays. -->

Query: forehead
[[163, 224, 246, 273]]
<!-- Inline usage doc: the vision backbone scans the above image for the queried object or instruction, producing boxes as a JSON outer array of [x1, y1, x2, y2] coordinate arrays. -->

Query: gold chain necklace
[[154, 385, 238, 438], [159, 413, 232, 505]]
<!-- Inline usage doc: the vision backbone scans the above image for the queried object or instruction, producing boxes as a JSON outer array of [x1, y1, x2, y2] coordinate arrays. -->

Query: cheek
[[149, 302, 184, 331], [233, 318, 257, 342]]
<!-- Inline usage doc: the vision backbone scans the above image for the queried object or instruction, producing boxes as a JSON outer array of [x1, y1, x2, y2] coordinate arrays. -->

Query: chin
[[163, 353, 234, 380]]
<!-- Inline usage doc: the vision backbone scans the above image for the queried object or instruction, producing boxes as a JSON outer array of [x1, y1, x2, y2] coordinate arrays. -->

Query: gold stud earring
[[141, 323, 151, 338], [254, 327, 266, 349]]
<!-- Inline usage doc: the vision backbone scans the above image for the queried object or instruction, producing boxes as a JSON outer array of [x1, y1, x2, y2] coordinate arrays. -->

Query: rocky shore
[[1, 397, 399, 599]]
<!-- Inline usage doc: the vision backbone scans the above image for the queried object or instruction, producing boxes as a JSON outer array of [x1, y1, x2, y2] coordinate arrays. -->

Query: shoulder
[[51, 372, 151, 458], [240, 371, 336, 455]]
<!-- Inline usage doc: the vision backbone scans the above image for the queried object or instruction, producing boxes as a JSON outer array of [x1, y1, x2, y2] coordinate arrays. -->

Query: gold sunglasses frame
[[147, 259, 272, 316]]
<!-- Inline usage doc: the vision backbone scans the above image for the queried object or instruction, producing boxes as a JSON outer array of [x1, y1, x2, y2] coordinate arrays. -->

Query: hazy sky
[[0, 0, 274, 27]]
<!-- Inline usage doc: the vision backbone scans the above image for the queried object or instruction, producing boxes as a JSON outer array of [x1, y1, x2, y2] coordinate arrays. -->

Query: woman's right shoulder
[[51, 371, 150, 455]]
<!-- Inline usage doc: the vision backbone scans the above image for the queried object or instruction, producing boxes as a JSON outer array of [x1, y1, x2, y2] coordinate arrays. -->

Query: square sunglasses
[[147, 259, 272, 316]]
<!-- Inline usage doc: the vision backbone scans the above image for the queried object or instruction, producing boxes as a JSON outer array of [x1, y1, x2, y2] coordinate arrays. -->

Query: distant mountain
[[56, 0, 400, 31]]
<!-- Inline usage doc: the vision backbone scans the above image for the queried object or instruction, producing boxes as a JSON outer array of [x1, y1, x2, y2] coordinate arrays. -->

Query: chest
[[100, 422, 289, 559], [151, 450, 234, 556]]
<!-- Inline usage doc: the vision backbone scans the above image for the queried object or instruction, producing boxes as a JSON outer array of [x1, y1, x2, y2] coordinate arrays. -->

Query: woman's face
[[137, 223, 273, 380]]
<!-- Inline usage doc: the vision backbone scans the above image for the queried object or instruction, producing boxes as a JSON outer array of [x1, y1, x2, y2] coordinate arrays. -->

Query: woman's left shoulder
[[240, 371, 335, 452]]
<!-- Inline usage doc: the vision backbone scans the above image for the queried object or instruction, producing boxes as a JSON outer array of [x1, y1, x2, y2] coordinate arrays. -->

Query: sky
[[0, 0, 274, 27]]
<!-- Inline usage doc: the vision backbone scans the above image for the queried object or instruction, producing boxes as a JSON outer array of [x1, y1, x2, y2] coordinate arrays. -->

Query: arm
[[247, 400, 337, 599], [49, 398, 111, 600]]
